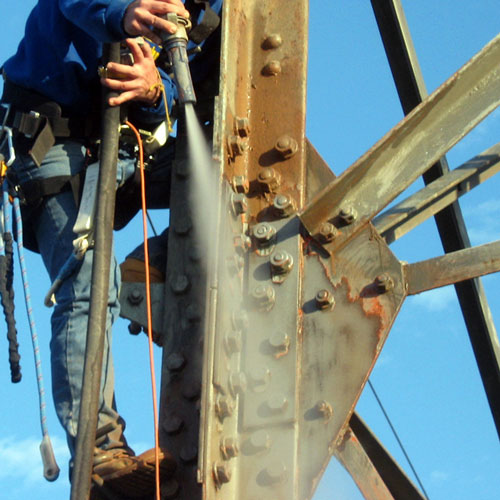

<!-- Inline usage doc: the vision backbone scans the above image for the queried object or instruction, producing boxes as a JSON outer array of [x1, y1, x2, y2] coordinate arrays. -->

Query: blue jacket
[[2, 0, 177, 121]]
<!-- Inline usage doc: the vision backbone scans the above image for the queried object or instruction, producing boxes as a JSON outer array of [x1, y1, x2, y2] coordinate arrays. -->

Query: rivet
[[232, 310, 249, 331], [213, 462, 232, 486], [173, 217, 192, 235], [275, 135, 298, 159], [249, 430, 271, 453], [267, 393, 288, 413], [127, 288, 143, 306], [186, 303, 201, 322], [230, 192, 248, 216], [232, 175, 249, 194], [235, 116, 250, 137], [128, 321, 142, 335], [339, 206, 357, 225], [224, 330, 243, 354], [251, 284, 276, 311], [182, 382, 201, 400], [257, 167, 281, 192], [215, 396, 233, 421], [262, 60, 282, 76], [262, 34, 283, 50], [315, 289, 335, 310], [375, 273, 394, 293], [264, 461, 287, 484], [229, 371, 247, 396], [180, 443, 198, 463], [315, 400, 333, 420], [269, 330, 290, 355], [228, 134, 249, 157], [318, 222, 339, 243], [161, 478, 180, 500], [220, 437, 239, 460], [166, 353, 186, 372], [163, 415, 184, 434], [250, 430, 271, 453], [273, 194, 296, 217], [252, 222, 276, 248], [170, 274, 190, 294]]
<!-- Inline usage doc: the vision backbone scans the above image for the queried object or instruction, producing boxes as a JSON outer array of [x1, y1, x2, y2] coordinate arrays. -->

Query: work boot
[[91, 447, 176, 499]]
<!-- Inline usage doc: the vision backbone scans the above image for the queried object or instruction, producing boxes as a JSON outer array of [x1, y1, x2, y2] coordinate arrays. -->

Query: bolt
[[229, 371, 247, 396], [170, 274, 190, 294], [186, 303, 201, 322], [270, 250, 293, 276], [228, 134, 249, 157], [235, 116, 250, 137], [315, 289, 335, 310], [232, 310, 249, 331], [163, 415, 184, 434], [273, 194, 296, 217], [234, 233, 252, 253], [249, 430, 271, 453], [182, 382, 200, 400], [249, 366, 271, 392], [213, 462, 232, 486], [161, 478, 180, 499], [265, 461, 287, 484], [339, 206, 357, 225], [173, 217, 192, 235], [220, 437, 239, 460], [257, 167, 281, 192], [269, 330, 290, 355], [267, 393, 288, 413], [215, 396, 233, 421], [128, 321, 142, 335], [262, 33, 283, 50], [252, 222, 276, 247], [318, 222, 339, 243], [232, 175, 249, 194], [315, 400, 333, 420], [375, 273, 394, 293], [166, 353, 186, 372], [180, 443, 198, 463], [251, 284, 276, 311], [262, 60, 282, 76], [230, 192, 248, 215], [275, 135, 298, 159], [127, 288, 143, 306], [224, 330, 243, 354]]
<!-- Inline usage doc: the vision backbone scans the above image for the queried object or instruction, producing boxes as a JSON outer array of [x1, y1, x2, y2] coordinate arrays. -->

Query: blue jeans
[[11, 139, 135, 458]]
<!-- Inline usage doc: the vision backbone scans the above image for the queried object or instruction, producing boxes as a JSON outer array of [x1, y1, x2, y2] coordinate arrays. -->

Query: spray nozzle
[[159, 14, 197, 105]]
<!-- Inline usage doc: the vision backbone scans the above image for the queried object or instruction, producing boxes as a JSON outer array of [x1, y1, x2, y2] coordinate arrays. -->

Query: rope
[[125, 120, 161, 500], [368, 379, 430, 499]]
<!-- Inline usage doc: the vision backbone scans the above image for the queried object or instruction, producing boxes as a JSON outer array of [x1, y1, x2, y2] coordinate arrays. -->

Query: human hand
[[123, 0, 190, 45], [100, 38, 163, 107]]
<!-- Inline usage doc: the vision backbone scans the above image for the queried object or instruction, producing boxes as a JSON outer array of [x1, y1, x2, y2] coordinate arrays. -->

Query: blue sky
[[1, 1, 500, 499]]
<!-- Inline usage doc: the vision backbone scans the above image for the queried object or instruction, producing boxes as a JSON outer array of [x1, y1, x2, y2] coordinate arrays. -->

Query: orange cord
[[125, 120, 161, 500]]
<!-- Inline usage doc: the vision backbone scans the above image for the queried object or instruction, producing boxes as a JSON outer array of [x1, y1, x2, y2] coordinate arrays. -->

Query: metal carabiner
[[0, 104, 16, 167]]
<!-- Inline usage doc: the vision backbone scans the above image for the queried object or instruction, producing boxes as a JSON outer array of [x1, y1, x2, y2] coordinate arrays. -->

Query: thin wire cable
[[368, 379, 430, 499], [125, 121, 161, 500], [147, 211, 158, 237]]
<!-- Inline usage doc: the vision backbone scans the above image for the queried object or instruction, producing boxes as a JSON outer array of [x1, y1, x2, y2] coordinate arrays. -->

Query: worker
[[0, 0, 193, 497]]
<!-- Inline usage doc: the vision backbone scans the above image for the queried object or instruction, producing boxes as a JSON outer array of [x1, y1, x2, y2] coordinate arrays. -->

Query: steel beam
[[374, 143, 500, 243], [370, 0, 500, 439], [300, 32, 500, 250], [405, 240, 500, 295]]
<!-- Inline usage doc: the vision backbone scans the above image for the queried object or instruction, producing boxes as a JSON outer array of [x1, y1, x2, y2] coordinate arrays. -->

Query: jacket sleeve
[[58, 0, 134, 42]]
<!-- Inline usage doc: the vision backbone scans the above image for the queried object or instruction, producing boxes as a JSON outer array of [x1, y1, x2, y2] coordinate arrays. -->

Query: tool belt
[[1, 76, 99, 167]]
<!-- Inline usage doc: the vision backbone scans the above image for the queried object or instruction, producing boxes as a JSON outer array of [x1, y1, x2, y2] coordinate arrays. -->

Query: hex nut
[[215, 396, 233, 421], [252, 222, 277, 247], [220, 437, 239, 460], [375, 273, 394, 293], [232, 175, 249, 194], [257, 167, 281, 192], [315, 289, 335, 310], [270, 250, 294, 276], [231, 192, 248, 216], [213, 462, 232, 486], [273, 194, 296, 217], [228, 134, 249, 156], [269, 330, 290, 355], [224, 330, 243, 354], [251, 284, 276, 311], [275, 135, 298, 159], [339, 206, 357, 225], [318, 222, 339, 243], [315, 400, 333, 420], [235, 116, 250, 137], [229, 371, 247, 396]]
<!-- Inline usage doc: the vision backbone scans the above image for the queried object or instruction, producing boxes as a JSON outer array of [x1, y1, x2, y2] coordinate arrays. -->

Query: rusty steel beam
[[345, 413, 428, 500], [299, 32, 500, 251], [405, 240, 500, 295], [374, 142, 500, 243], [370, 0, 500, 439]]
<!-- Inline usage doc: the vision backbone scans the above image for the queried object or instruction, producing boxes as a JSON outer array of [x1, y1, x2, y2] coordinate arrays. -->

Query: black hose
[[70, 42, 121, 500], [1, 232, 21, 383]]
